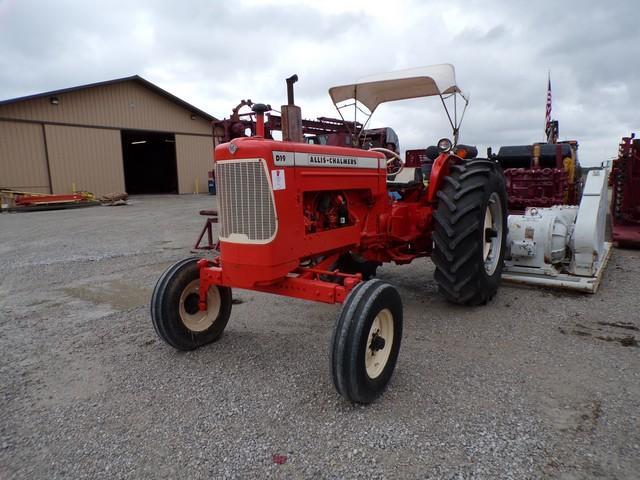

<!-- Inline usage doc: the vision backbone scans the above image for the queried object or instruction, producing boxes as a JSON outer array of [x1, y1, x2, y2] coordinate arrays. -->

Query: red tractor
[[151, 65, 508, 403]]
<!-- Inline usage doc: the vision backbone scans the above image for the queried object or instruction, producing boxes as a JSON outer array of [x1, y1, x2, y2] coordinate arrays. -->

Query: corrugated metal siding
[[0, 82, 211, 134], [175, 134, 214, 193], [0, 120, 50, 192], [45, 125, 124, 195]]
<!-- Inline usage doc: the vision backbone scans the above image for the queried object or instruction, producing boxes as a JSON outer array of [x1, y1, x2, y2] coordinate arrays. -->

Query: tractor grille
[[216, 159, 277, 242]]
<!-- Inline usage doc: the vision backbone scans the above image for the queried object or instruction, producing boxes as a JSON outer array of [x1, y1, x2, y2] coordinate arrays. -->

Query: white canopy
[[328, 63, 462, 112]]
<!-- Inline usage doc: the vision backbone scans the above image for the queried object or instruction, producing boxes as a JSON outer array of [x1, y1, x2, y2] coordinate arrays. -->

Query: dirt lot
[[1, 195, 638, 479]]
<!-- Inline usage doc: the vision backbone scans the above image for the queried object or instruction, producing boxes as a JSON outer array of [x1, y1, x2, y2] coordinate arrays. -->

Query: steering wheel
[[369, 147, 404, 176]]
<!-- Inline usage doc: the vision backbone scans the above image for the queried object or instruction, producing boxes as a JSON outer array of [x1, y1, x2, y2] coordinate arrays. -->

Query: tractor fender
[[426, 153, 458, 203]]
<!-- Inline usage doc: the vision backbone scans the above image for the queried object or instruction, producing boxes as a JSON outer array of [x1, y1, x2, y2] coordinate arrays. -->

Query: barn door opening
[[121, 130, 178, 194]]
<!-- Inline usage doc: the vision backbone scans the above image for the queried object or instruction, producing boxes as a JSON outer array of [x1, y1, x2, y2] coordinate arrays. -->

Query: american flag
[[545, 73, 552, 136]]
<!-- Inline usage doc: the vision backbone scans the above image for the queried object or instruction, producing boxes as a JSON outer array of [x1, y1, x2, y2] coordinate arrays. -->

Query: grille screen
[[216, 160, 277, 242]]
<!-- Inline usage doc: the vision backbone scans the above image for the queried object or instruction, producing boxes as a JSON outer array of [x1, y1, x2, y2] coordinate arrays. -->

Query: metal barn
[[0, 76, 216, 195]]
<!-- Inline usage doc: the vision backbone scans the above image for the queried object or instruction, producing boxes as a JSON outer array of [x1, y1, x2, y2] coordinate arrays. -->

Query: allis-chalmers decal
[[273, 151, 381, 169], [309, 155, 358, 166]]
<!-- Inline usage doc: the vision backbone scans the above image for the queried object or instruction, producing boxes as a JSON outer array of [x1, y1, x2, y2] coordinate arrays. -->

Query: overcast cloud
[[1, 0, 638, 165]]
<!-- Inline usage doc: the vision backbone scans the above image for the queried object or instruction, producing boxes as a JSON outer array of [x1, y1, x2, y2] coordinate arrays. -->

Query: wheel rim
[[483, 192, 503, 275], [365, 308, 394, 379], [178, 280, 221, 332]]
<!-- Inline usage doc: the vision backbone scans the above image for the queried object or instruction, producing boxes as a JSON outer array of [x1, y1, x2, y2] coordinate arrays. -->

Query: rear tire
[[151, 257, 232, 351], [330, 280, 403, 404], [432, 159, 508, 305]]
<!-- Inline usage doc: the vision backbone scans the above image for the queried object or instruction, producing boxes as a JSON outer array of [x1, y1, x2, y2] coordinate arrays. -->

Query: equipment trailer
[[151, 65, 508, 403]]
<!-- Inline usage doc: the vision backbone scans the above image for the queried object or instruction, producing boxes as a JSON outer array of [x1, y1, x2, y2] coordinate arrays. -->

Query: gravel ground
[[1, 195, 639, 479]]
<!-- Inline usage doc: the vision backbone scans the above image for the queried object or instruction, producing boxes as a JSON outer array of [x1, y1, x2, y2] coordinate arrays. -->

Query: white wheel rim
[[365, 308, 394, 379], [483, 192, 503, 275], [178, 280, 221, 332]]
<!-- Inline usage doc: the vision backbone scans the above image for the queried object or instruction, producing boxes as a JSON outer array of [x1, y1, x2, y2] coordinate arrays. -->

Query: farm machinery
[[494, 122, 611, 292], [151, 64, 509, 403], [501, 168, 611, 292], [492, 122, 581, 212], [211, 80, 400, 152], [611, 133, 640, 248]]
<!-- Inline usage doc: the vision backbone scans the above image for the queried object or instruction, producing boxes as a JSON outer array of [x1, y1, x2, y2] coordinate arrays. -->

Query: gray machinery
[[502, 169, 612, 293]]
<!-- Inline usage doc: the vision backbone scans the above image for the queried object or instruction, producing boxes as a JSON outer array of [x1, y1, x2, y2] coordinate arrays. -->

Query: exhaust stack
[[281, 74, 303, 143]]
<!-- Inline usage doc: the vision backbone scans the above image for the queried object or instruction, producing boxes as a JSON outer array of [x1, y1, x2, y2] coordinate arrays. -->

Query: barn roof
[[0, 75, 216, 121]]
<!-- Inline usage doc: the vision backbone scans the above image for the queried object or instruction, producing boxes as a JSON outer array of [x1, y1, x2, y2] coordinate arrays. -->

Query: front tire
[[432, 159, 508, 305], [151, 257, 232, 351], [330, 280, 403, 404]]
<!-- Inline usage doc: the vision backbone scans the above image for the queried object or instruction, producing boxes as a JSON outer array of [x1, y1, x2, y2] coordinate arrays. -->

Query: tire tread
[[432, 159, 508, 306]]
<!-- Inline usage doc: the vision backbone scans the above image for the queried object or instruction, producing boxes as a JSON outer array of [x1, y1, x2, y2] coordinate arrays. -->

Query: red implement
[[15, 193, 89, 206], [611, 134, 640, 248]]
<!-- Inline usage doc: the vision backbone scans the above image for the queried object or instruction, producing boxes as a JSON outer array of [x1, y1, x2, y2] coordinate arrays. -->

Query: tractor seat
[[386, 145, 438, 188], [387, 167, 424, 188]]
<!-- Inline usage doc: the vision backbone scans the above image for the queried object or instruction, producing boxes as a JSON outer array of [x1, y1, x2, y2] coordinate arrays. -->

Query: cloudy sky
[[1, 0, 637, 165]]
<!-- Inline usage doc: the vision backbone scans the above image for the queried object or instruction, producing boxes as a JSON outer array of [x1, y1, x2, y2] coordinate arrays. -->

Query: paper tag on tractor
[[271, 170, 286, 190]]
